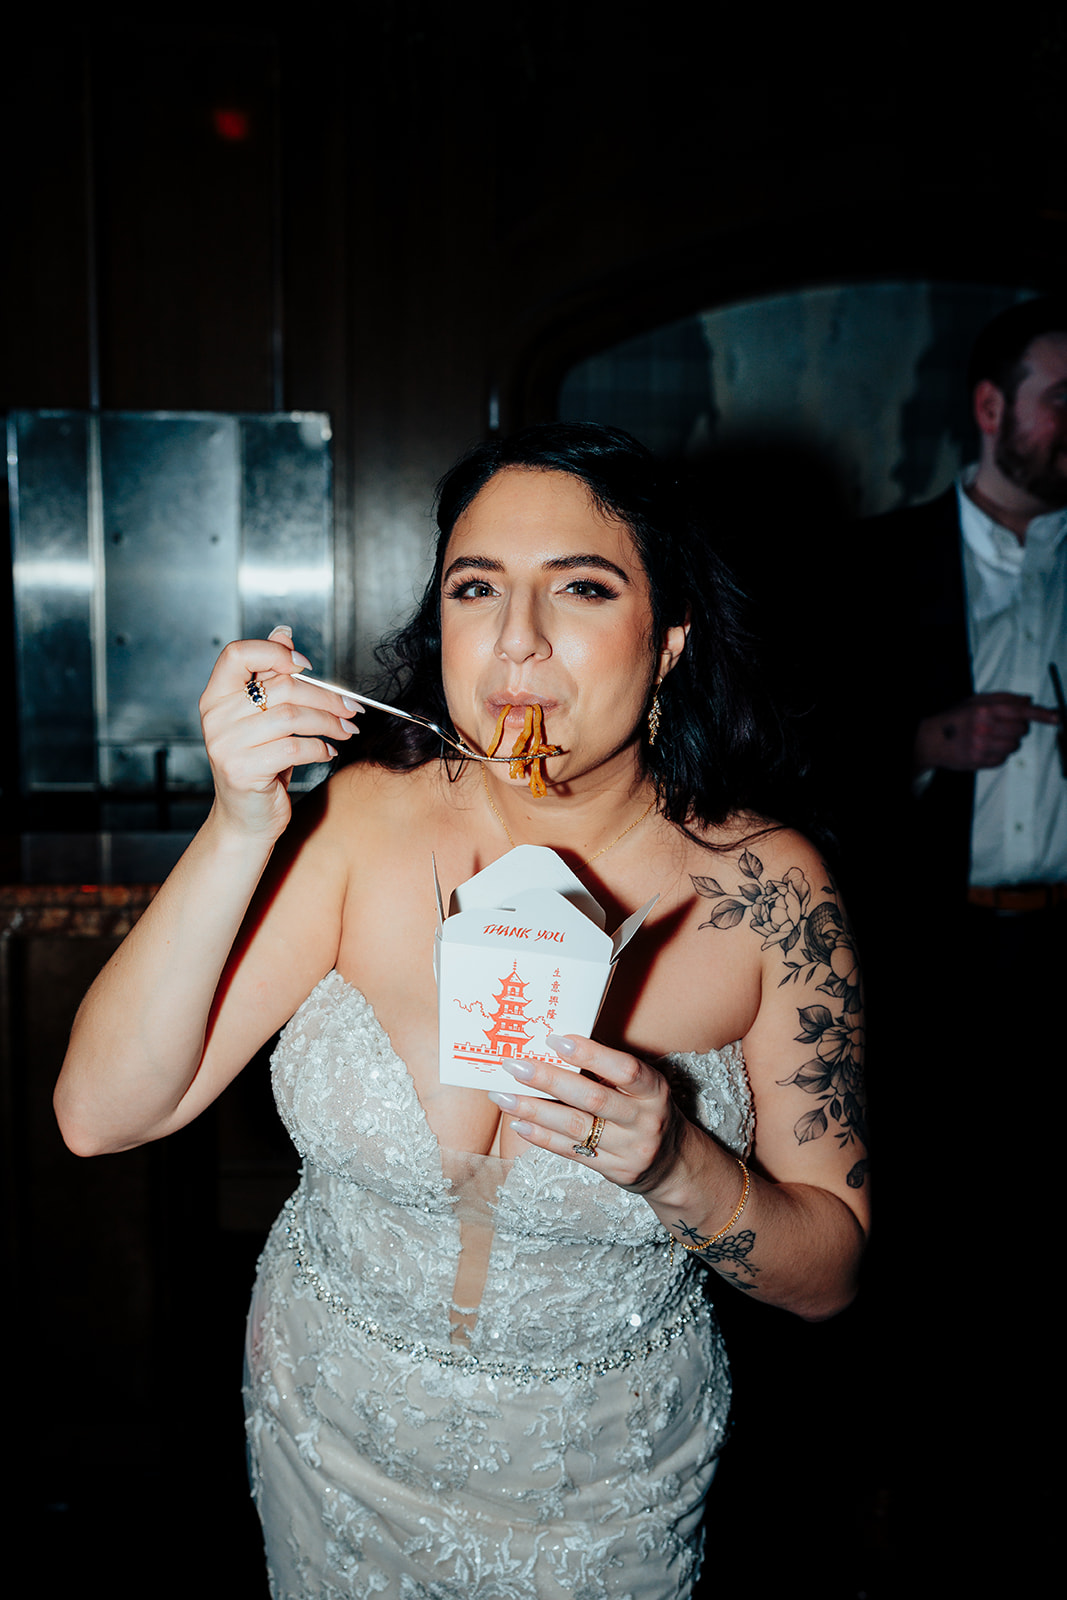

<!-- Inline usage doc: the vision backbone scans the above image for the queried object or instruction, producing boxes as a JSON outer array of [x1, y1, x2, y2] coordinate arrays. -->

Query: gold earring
[[647, 684, 662, 746]]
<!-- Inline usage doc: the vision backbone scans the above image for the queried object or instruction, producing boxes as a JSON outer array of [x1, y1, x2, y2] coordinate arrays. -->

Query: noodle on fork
[[486, 703, 561, 796]]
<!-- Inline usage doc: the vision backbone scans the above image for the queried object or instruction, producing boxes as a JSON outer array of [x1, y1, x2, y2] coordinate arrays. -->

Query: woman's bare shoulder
[[318, 759, 439, 818], [672, 816, 842, 955], [677, 812, 828, 877], [730, 821, 829, 880], [309, 760, 463, 858]]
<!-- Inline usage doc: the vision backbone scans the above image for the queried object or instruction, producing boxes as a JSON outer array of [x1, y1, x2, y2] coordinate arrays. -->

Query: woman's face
[[440, 467, 686, 788]]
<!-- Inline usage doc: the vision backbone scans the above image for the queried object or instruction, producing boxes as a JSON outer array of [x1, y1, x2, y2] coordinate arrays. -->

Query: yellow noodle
[[486, 704, 511, 758]]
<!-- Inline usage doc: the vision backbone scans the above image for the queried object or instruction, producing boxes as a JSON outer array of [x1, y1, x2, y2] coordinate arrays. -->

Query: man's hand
[[914, 693, 1060, 772]]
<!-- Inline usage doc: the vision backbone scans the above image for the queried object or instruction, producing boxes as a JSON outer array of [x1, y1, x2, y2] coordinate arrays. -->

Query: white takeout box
[[433, 844, 658, 1096]]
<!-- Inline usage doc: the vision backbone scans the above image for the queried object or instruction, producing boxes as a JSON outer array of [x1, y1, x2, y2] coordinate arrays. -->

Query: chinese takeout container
[[433, 844, 657, 1096]]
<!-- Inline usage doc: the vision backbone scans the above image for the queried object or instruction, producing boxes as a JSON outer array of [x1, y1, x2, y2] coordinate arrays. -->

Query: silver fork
[[295, 672, 515, 762]]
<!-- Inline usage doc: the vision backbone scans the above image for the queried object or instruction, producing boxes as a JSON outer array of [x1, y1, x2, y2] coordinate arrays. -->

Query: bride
[[56, 422, 869, 1599]]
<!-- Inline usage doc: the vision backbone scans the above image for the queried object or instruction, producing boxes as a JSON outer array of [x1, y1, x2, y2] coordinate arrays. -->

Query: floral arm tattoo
[[691, 849, 870, 1191], [670, 1222, 761, 1291]]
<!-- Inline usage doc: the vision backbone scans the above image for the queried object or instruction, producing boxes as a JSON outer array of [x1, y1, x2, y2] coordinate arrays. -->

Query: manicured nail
[[488, 1091, 519, 1111], [546, 1034, 576, 1057], [269, 624, 293, 640], [510, 1120, 535, 1138], [340, 695, 361, 713], [291, 650, 312, 670], [504, 1060, 535, 1081]]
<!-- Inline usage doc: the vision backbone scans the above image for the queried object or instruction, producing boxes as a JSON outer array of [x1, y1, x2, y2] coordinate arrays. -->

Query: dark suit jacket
[[858, 487, 975, 898]]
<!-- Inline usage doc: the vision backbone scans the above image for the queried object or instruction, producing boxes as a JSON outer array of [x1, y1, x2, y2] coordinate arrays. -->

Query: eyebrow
[[442, 552, 631, 585]]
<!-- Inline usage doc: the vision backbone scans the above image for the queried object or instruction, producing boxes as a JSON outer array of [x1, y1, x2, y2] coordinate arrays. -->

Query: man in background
[[861, 295, 1065, 1588], [901, 295, 1066, 895]]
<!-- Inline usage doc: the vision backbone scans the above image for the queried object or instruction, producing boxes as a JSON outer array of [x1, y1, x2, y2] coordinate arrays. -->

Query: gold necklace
[[481, 762, 656, 863]]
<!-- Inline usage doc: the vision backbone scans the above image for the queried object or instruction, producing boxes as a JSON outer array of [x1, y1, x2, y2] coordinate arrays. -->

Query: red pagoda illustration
[[483, 964, 533, 1058], [451, 961, 560, 1073]]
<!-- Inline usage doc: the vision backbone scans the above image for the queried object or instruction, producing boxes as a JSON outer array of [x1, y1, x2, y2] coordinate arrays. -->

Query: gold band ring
[[245, 675, 269, 711], [573, 1115, 606, 1158]]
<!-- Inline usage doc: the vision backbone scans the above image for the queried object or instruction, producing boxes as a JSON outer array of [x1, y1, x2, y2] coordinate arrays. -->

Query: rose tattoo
[[692, 850, 869, 1189]]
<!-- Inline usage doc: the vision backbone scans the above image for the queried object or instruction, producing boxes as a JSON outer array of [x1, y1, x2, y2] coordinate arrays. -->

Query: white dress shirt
[[957, 470, 1067, 885]]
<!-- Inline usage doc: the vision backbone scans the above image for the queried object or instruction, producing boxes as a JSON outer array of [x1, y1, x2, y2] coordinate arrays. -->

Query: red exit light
[[212, 107, 250, 142]]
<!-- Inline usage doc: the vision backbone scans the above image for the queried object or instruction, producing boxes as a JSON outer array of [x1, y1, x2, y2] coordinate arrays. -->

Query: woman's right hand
[[199, 625, 361, 843]]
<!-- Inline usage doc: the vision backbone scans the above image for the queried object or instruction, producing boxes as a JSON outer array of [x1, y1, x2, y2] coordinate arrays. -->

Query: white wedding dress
[[244, 971, 754, 1599]]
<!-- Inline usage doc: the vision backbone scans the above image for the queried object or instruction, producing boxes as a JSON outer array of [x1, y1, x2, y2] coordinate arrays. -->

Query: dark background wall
[[6, 8, 1065, 672], [3, 7, 1064, 1597]]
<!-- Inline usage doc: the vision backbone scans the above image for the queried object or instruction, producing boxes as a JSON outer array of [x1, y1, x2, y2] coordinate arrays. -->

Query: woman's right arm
[[55, 630, 360, 1156]]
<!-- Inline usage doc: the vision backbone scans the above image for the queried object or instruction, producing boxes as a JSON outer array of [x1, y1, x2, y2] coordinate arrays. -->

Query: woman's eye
[[446, 578, 496, 599], [563, 578, 617, 600]]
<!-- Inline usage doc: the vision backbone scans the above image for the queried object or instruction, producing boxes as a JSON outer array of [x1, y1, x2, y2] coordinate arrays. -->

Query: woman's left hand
[[488, 1034, 687, 1196]]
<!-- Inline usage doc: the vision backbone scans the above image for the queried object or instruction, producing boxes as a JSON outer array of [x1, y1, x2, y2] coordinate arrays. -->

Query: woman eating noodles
[[56, 422, 869, 1599]]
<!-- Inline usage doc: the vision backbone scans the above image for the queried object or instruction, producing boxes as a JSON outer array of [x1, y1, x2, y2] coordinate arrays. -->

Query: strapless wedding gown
[[244, 971, 754, 1599]]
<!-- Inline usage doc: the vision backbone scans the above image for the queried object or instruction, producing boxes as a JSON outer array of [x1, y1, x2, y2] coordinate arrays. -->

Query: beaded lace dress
[[244, 971, 754, 1600]]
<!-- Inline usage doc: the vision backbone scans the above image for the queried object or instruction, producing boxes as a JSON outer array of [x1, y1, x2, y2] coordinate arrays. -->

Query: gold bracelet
[[667, 1157, 750, 1266]]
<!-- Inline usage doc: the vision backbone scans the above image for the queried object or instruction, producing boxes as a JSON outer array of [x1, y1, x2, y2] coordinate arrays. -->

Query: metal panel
[[9, 413, 96, 789], [100, 413, 240, 790], [8, 410, 333, 805], [240, 413, 333, 668]]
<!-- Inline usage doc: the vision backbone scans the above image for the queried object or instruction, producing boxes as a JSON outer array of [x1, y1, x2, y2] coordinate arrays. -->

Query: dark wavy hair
[[355, 421, 806, 840]]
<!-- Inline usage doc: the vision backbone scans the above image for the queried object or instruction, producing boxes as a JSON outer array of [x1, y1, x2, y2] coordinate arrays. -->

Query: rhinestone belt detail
[[282, 1199, 706, 1386]]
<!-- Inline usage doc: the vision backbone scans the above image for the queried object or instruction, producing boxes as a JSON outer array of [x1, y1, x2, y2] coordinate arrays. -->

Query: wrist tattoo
[[674, 1222, 760, 1291]]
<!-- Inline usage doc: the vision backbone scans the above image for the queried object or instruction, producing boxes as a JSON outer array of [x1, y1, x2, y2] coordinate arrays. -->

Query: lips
[[487, 693, 558, 708], [486, 694, 560, 727]]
